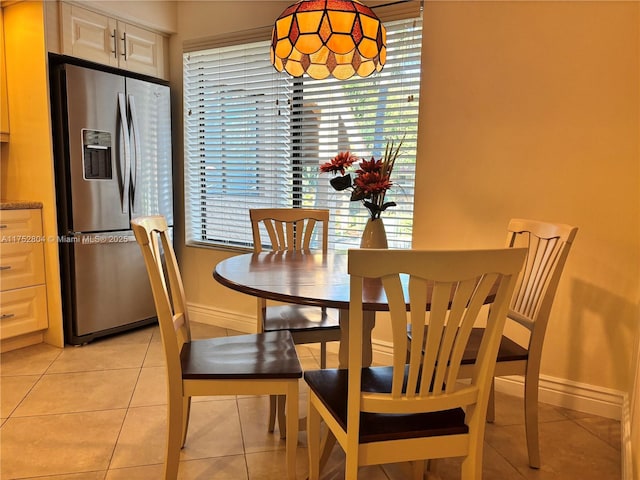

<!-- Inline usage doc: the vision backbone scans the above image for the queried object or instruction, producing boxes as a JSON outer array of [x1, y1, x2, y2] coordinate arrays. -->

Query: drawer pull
[[0, 224, 6, 229], [1, 313, 15, 320], [0, 266, 11, 271]]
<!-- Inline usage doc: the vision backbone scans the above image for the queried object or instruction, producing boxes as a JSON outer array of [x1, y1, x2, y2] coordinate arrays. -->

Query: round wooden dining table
[[213, 250, 389, 367], [213, 250, 399, 309]]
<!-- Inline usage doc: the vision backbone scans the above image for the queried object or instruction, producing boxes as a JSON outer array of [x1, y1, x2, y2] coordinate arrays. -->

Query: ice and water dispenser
[[82, 129, 112, 180]]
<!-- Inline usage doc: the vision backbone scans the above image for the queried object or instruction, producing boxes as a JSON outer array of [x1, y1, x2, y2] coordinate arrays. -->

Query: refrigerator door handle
[[128, 94, 141, 214], [118, 92, 131, 215]]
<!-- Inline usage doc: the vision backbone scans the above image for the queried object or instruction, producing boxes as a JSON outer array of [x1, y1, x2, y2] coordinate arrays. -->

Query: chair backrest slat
[[250, 208, 329, 253], [505, 218, 578, 335]]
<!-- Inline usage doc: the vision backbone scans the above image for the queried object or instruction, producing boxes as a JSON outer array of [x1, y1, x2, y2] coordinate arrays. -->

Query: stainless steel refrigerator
[[50, 61, 173, 345]]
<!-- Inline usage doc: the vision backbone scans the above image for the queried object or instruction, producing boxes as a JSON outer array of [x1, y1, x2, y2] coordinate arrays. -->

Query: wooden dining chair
[[131, 215, 302, 480], [305, 247, 526, 479], [249, 208, 342, 435], [472, 218, 578, 468], [410, 218, 578, 469]]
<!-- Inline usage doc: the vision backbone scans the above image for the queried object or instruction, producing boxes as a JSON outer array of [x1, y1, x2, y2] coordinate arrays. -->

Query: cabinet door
[[0, 285, 48, 339], [61, 3, 118, 68], [0, 209, 43, 239], [0, 243, 46, 291], [119, 22, 163, 78]]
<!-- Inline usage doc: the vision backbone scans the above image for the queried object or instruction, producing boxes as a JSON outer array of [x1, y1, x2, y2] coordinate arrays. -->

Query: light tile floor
[[0, 322, 622, 479]]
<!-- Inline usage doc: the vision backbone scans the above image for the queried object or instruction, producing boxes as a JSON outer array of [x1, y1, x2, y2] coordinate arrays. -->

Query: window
[[184, 16, 422, 251]]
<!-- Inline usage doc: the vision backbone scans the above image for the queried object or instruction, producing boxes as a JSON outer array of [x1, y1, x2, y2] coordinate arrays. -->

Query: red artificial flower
[[356, 157, 383, 174], [354, 172, 392, 195], [319, 151, 358, 176], [319, 137, 404, 220]]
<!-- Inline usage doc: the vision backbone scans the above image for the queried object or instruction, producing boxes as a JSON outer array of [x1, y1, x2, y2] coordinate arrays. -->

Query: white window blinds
[[184, 16, 422, 251]]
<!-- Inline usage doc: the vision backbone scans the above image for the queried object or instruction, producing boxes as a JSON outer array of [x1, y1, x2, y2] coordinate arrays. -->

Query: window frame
[[183, 14, 423, 252]]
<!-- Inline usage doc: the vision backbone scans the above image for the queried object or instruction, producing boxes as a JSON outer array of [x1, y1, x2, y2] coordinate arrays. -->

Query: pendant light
[[270, 0, 386, 80]]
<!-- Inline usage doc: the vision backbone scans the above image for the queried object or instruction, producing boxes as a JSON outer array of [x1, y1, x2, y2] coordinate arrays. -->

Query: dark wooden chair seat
[[305, 367, 468, 444], [263, 305, 341, 337], [466, 327, 529, 363], [409, 326, 529, 364], [181, 330, 302, 380]]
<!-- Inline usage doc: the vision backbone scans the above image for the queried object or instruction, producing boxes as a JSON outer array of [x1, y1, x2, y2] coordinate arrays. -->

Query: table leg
[[338, 309, 375, 368]]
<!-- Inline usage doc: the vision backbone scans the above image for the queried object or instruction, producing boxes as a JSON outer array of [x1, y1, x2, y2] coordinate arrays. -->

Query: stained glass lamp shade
[[270, 0, 387, 80]]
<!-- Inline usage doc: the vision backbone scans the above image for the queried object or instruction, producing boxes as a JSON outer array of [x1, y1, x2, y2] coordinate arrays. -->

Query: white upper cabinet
[[60, 2, 167, 79]]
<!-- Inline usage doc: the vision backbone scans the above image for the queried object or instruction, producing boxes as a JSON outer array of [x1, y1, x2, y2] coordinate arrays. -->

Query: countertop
[[0, 201, 44, 210]]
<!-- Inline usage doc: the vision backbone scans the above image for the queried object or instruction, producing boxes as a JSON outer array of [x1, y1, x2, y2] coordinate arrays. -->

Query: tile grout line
[[569, 414, 623, 452], [4, 346, 64, 421], [105, 332, 154, 478]]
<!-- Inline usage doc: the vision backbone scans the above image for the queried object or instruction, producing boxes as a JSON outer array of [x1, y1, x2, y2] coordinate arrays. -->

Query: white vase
[[360, 218, 388, 249]]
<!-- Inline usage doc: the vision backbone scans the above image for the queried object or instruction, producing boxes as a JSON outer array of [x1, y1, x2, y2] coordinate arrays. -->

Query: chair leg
[[411, 460, 425, 479], [486, 377, 496, 423], [460, 457, 481, 480], [426, 458, 439, 475], [268, 395, 277, 433], [320, 341, 327, 369], [460, 447, 482, 480], [277, 394, 287, 439], [164, 395, 183, 480], [181, 396, 192, 447], [461, 409, 485, 480], [524, 372, 541, 468], [285, 382, 299, 480], [345, 451, 359, 479], [307, 398, 322, 480]]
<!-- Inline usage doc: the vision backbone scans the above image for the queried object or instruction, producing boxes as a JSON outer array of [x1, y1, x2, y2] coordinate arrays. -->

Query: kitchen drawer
[[0, 241, 46, 290], [0, 285, 48, 339], [0, 208, 43, 236]]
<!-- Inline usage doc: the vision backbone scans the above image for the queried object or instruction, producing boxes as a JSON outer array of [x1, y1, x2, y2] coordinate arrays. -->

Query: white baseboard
[[365, 336, 625, 420], [621, 393, 633, 480], [187, 302, 256, 333], [493, 374, 624, 421], [366, 339, 625, 425]]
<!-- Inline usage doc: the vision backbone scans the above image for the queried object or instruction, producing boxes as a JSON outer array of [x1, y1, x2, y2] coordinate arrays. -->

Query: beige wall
[[414, 1, 639, 393]]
